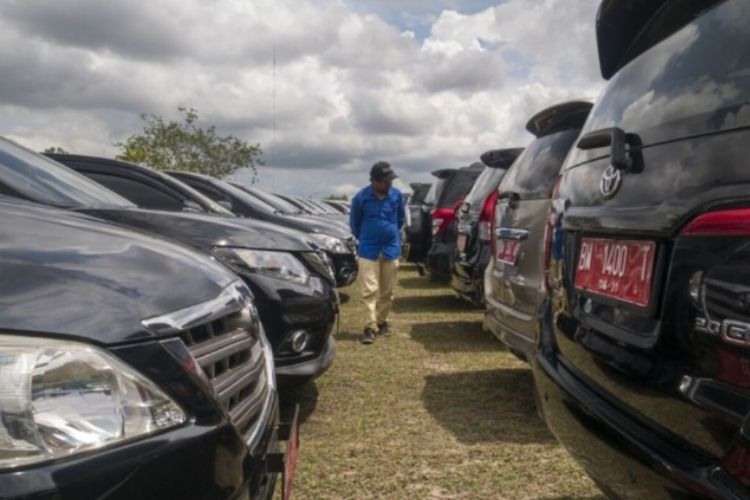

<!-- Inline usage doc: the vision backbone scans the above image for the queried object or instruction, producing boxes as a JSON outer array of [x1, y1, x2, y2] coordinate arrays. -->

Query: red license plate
[[283, 412, 300, 500], [574, 238, 656, 307], [457, 234, 468, 253], [497, 239, 521, 266]]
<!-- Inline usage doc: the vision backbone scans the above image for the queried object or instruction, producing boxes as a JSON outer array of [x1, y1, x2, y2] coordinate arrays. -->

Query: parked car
[[403, 182, 432, 264], [17, 148, 338, 387], [324, 199, 350, 214], [0, 197, 293, 499], [425, 163, 485, 280], [484, 101, 591, 360], [451, 147, 524, 306], [168, 172, 358, 287], [537, 1, 750, 498]]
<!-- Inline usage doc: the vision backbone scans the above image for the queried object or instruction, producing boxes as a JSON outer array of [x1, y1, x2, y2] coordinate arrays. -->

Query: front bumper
[[276, 335, 337, 387], [239, 273, 338, 387], [0, 399, 290, 500], [535, 304, 746, 500]]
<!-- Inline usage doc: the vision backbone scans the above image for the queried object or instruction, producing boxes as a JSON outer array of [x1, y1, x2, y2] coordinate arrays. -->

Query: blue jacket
[[350, 186, 406, 261]]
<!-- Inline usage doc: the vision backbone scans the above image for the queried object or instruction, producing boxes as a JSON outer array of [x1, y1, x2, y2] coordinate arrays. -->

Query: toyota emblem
[[600, 165, 622, 198]]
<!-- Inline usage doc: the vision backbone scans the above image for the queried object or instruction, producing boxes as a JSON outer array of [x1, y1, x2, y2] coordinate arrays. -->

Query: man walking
[[350, 161, 406, 344]]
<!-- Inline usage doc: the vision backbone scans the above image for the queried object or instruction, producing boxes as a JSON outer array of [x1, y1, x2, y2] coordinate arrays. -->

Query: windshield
[[160, 172, 236, 216], [0, 138, 134, 209], [237, 185, 301, 215]]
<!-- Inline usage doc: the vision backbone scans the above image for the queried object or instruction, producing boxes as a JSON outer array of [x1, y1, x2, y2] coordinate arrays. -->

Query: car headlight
[[0, 335, 186, 469], [309, 233, 350, 254], [215, 248, 311, 285]]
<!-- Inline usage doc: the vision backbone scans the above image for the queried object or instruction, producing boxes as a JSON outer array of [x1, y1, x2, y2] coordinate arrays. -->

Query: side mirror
[[182, 199, 204, 213], [217, 200, 233, 211]]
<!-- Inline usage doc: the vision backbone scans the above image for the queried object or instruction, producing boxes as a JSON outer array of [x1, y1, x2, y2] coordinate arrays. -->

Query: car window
[[239, 186, 300, 214], [499, 129, 579, 198], [159, 172, 235, 216], [206, 179, 277, 214], [582, 0, 750, 145], [424, 179, 445, 206], [464, 167, 505, 209], [437, 171, 481, 209], [0, 138, 134, 209], [85, 172, 185, 211]]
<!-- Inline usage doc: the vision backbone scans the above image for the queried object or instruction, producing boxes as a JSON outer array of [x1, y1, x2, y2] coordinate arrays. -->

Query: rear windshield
[[437, 170, 482, 209], [499, 129, 580, 198], [424, 179, 446, 206], [0, 138, 134, 209], [465, 167, 506, 209], [582, 0, 750, 148]]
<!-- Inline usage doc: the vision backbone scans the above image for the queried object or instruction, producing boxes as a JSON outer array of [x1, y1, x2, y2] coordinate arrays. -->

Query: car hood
[[82, 208, 313, 253], [0, 201, 238, 344]]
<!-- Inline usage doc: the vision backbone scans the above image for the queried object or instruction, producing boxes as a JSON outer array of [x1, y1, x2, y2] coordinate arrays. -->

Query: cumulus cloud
[[0, 0, 603, 195]]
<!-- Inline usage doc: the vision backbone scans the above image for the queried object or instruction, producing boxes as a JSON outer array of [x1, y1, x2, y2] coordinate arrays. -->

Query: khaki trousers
[[359, 257, 399, 331]]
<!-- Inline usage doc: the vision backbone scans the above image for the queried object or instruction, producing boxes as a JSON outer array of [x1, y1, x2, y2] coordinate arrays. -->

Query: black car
[[485, 101, 591, 360], [0, 198, 293, 499], [403, 182, 432, 264], [15, 148, 337, 387], [324, 200, 350, 214], [168, 172, 359, 287], [425, 163, 484, 280], [451, 148, 523, 307], [537, 1, 750, 498]]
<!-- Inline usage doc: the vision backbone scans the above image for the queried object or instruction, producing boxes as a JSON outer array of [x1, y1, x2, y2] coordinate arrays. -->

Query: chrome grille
[[142, 282, 273, 443]]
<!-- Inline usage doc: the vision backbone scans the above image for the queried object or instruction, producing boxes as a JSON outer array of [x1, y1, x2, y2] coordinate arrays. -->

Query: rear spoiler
[[409, 182, 430, 191], [431, 168, 457, 179], [480, 148, 524, 169], [463, 162, 485, 172], [525, 101, 593, 138]]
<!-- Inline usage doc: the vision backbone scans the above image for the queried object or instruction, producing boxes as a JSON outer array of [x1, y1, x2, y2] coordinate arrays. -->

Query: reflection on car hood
[[84, 208, 314, 253], [0, 201, 237, 344]]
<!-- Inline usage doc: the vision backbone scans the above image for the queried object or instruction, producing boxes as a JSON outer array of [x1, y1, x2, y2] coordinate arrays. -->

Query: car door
[[489, 128, 582, 339]]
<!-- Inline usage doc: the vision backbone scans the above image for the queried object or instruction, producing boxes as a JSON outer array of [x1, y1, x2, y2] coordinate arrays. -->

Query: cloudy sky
[[0, 0, 603, 197]]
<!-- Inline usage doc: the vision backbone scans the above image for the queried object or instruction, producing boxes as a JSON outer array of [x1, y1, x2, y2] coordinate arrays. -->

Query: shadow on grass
[[421, 368, 554, 445], [279, 381, 319, 425], [398, 276, 444, 290], [393, 294, 473, 314], [410, 320, 503, 353], [334, 330, 365, 343]]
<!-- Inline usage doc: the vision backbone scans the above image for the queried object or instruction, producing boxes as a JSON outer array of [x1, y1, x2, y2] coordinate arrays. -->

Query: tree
[[43, 146, 68, 154], [116, 107, 262, 179]]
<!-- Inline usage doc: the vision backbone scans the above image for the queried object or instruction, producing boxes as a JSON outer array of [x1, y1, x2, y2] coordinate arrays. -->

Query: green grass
[[281, 264, 603, 499]]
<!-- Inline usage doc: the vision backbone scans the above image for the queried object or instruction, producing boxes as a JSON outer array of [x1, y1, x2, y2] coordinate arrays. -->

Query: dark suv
[[167, 172, 358, 287], [6, 145, 337, 388], [537, 1, 750, 498], [403, 182, 432, 264], [485, 101, 591, 360], [0, 198, 293, 499], [425, 163, 485, 280], [451, 148, 523, 306]]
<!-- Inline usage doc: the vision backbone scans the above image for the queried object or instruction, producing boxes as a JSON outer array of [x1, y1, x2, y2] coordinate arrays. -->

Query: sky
[[0, 0, 604, 197]]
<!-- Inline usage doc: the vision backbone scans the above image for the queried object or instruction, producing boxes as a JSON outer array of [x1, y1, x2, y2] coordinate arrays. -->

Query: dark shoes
[[361, 328, 376, 345], [377, 323, 391, 337]]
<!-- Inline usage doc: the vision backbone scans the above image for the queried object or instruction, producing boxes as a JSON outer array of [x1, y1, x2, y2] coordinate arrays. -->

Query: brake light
[[543, 176, 563, 291], [681, 208, 750, 236], [432, 207, 455, 236], [479, 191, 499, 242]]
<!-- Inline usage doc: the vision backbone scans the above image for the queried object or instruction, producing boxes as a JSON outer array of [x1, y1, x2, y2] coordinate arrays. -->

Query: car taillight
[[681, 207, 750, 236], [432, 207, 455, 236], [543, 176, 563, 291], [479, 191, 499, 242]]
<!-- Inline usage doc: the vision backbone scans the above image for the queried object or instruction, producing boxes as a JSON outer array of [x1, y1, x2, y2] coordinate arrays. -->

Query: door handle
[[495, 228, 529, 240]]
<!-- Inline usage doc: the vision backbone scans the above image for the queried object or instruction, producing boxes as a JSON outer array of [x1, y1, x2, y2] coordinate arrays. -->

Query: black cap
[[370, 161, 397, 182]]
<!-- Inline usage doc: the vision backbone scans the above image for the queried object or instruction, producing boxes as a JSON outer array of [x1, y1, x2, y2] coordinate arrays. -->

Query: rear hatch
[[552, 0, 750, 474], [406, 174, 450, 263], [489, 102, 591, 338]]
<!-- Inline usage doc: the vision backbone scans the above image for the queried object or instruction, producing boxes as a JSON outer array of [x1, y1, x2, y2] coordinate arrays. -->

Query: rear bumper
[[426, 241, 455, 280], [535, 306, 747, 500], [483, 309, 534, 361], [451, 241, 490, 304], [276, 335, 336, 387]]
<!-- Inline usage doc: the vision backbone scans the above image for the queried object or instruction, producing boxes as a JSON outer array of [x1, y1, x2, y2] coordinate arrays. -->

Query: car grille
[[142, 282, 273, 443], [345, 236, 358, 255]]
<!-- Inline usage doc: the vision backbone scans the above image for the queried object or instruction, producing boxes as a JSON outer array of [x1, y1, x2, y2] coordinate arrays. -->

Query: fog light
[[290, 331, 310, 353]]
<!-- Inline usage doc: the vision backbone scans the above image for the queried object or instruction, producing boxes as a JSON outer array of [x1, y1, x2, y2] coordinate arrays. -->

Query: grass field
[[281, 263, 604, 499]]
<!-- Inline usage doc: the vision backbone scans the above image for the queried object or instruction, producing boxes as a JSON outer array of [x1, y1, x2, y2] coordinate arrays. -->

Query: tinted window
[[465, 167, 506, 210], [0, 139, 133, 209], [437, 171, 481, 208], [206, 179, 276, 214], [424, 179, 445, 206], [240, 187, 300, 214], [160, 173, 235, 216], [499, 129, 579, 198], [86, 173, 185, 211], [581, 0, 750, 147]]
